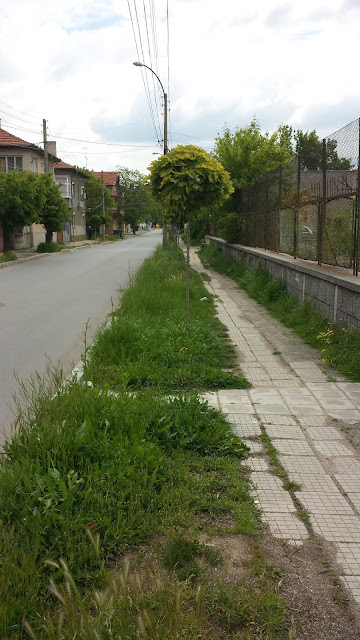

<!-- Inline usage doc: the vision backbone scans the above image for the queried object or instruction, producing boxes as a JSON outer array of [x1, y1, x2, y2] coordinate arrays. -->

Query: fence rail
[[235, 118, 360, 275]]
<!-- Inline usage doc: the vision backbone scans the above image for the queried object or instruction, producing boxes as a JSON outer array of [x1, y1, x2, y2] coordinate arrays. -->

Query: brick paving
[[191, 248, 360, 607]]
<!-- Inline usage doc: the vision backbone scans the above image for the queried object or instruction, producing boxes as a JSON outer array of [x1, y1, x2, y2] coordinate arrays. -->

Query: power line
[[0, 99, 40, 122], [143, 0, 162, 137]]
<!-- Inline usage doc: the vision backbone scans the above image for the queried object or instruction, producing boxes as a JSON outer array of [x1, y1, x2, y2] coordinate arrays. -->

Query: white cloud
[[0, 0, 359, 174]]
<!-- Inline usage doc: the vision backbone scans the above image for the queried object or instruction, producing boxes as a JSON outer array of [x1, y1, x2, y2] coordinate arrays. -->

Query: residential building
[[54, 161, 88, 241], [92, 171, 126, 235], [0, 124, 60, 250]]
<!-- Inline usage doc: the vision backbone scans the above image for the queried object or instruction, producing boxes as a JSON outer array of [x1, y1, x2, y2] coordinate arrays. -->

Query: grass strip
[[86, 245, 250, 392], [0, 246, 295, 639], [199, 243, 360, 381], [0, 251, 17, 263]]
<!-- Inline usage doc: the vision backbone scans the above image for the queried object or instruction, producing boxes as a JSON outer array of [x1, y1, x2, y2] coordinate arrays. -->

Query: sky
[[1, 0, 360, 175]]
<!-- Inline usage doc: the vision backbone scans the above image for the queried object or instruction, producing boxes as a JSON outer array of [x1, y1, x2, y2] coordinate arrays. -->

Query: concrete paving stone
[[307, 382, 341, 391], [333, 458, 360, 475], [314, 394, 357, 411], [306, 426, 343, 440], [259, 415, 297, 425], [254, 491, 296, 513], [335, 476, 360, 494], [326, 409, 360, 422], [221, 403, 255, 415], [347, 494, 360, 513], [297, 415, 328, 427], [311, 514, 360, 542], [336, 543, 360, 575], [225, 413, 260, 426], [340, 576, 360, 603], [233, 426, 262, 438], [261, 512, 308, 540], [312, 441, 354, 457], [250, 389, 284, 402], [298, 492, 354, 515], [255, 403, 293, 415], [200, 392, 219, 408], [266, 425, 306, 439], [217, 389, 251, 402], [337, 383, 360, 393], [272, 380, 303, 388], [279, 455, 325, 475], [244, 457, 269, 471], [337, 391, 360, 408], [242, 440, 264, 454], [291, 473, 340, 492], [286, 404, 325, 416], [250, 471, 284, 491], [271, 439, 314, 456]]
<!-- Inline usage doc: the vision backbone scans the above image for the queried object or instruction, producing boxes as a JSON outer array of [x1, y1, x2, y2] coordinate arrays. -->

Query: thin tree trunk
[[185, 218, 190, 330], [163, 222, 168, 249]]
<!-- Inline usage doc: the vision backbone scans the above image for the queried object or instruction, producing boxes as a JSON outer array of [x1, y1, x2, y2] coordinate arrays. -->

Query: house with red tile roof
[[0, 125, 61, 250]]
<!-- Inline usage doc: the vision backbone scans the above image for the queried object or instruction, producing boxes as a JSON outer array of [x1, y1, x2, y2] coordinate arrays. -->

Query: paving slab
[[279, 455, 325, 475], [306, 426, 343, 440], [341, 576, 360, 603], [311, 514, 360, 542], [265, 425, 306, 439], [271, 439, 314, 456], [298, 492, 355, 515], [336, 543, 360, 575], [312, 441, 354, 457]]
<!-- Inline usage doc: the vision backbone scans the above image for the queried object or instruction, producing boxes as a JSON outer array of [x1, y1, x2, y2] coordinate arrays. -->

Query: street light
[[133, 61, 168, 155]]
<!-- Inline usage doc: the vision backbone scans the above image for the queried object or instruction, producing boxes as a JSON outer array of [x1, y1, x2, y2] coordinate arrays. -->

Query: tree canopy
[[117, 167, 160, 233], [38, 173, 70, 242], [213, 119, 294, 189], [146, 144, 233, 224], [295, 130, 353, 170], [82, 171, 113, 230], [0, 171, 70, 245]]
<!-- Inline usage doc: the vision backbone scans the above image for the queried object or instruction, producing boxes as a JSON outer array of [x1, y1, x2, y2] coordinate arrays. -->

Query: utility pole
[[43, 118, 49, 173], [163, 93, 168, 155], [101, 170, 105, 240]]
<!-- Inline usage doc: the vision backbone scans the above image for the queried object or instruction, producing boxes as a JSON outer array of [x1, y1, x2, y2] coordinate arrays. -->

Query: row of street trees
[[83, 167, 163, 236], [0, 171, 69, 250]]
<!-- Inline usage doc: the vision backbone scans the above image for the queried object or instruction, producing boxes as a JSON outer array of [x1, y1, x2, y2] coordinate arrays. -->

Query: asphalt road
[[0, 230, 161, 446]]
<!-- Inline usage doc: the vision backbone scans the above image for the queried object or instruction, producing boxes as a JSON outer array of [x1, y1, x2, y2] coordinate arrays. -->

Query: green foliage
[[118, 166, 162, 232], [217, 211, 244, 243], [295, 130, 353, 170], [36, 241, 65, 253], [146, 145, 233, 225], [0, 251, 17, 263], [87, 246, 250, 392], [161, 534, 220, 583], [0, 170, 45, 231], [38, 173, 70, 241], [82, 170, 113, 228], [213, 119, 294, 189]]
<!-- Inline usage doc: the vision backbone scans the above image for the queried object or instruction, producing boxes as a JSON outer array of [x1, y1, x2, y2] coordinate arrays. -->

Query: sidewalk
[[189, 248, 360, 607]]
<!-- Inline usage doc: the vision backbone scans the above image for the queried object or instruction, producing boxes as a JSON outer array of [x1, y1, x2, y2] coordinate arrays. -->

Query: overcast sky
[[1, 0, 360, 174]]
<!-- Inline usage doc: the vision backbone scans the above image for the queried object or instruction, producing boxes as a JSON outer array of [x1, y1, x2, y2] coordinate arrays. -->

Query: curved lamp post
[[133, 61, 168, 156]]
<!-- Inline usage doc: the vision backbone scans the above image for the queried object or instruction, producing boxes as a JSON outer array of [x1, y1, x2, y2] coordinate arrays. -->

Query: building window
[[6, 156, 23, 172], [30, 158, 38, 172], [0, 156, 23, 172]]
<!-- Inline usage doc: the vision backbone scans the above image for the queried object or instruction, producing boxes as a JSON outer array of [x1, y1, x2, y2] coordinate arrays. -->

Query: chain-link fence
[[236, 118, 360, 274]]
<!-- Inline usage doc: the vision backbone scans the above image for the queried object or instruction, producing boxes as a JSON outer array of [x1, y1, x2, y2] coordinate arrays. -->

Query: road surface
[[0, 230, 161, 446]]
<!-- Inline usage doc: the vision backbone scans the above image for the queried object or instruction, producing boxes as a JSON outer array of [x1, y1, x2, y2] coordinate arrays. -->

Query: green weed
[[0, 251, 17, 263]]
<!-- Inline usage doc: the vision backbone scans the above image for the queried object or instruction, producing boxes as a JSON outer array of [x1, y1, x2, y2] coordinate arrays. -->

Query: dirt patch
[[262, 530, 360, 639]]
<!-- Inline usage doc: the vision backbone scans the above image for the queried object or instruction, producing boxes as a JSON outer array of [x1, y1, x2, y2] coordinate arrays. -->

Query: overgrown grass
[[200, 243, 360, 381], [0, 377, 252, 637], [0, 251, 17, 263], [87, 246, 250, 391]]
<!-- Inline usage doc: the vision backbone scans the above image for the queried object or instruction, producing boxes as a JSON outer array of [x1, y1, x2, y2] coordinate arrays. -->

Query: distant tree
[[146, 144, 233, 327], [213, 118, 294, 188], [117, 167, 158, 233], [38, 173, 70, 243], [0, 171, 45, 250], [83, 171, 113, 233], [295, 130, 352, 170]]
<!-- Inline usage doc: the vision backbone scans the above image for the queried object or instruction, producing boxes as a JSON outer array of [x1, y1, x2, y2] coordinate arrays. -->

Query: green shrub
[[36, 241, 64, 253], [0, 251, 17, 263]]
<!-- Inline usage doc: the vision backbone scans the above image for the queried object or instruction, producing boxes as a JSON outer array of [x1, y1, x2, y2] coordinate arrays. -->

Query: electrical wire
[[143, 0, 162, 137]]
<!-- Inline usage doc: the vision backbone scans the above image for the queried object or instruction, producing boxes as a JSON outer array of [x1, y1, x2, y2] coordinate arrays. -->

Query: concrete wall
[[207, 237, 360, 331]]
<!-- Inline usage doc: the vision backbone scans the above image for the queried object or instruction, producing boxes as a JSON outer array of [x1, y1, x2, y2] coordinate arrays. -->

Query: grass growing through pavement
[[199, 243, 360, 382], [87, 245, 250, 392]]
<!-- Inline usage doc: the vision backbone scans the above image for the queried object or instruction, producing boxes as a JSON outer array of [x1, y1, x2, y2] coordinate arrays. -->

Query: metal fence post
[[278, 165, 282, 252], [294, 155, 300, 259], [354, 119, 360, 276]]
